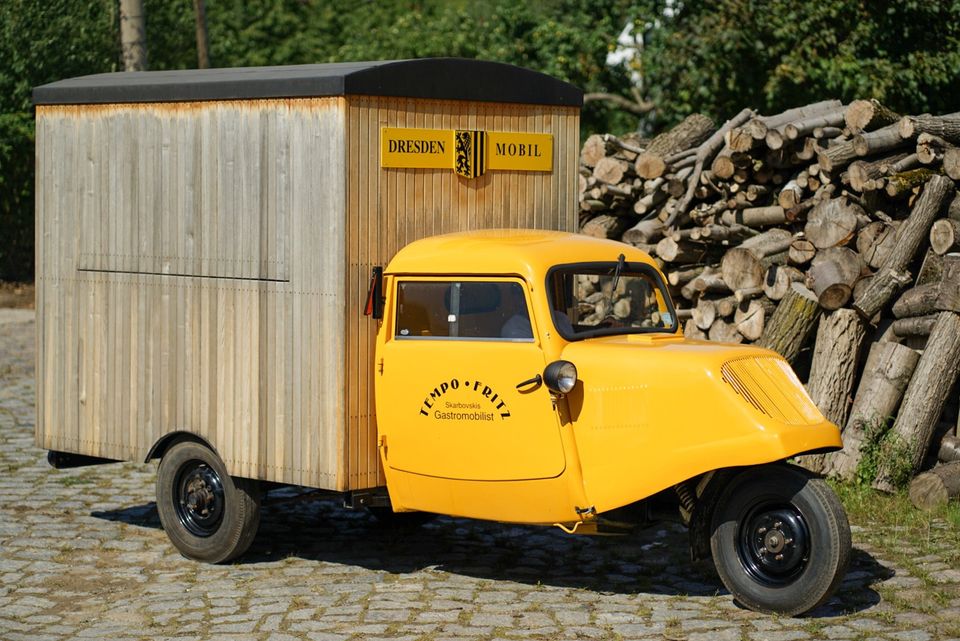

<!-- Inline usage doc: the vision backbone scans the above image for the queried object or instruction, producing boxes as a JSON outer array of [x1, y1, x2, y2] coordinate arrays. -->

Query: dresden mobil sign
[[381, 127, 553, 178]]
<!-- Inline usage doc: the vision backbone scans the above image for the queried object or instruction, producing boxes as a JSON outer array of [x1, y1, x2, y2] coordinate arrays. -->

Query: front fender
[[562, 336, 841, 513]]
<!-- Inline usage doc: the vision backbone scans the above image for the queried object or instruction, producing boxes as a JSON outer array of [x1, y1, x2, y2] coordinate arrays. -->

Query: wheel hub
[[174, 461, 225, 537], [738, 505, 810, 586]]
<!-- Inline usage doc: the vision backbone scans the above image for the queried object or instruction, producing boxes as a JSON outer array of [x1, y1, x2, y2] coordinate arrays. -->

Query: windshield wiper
[[607, 253, 626, 317]]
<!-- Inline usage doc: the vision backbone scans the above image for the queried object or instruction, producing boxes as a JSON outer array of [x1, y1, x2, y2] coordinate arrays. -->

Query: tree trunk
[[943, 147, 960, 180], [622, 219, 664, 246], [593, 156, 631, 184], [757, 283, 821, 363], [885, 168, 938, 199], [708, 318, 743, 343], [940, 435, 960, 463], [874, 312, 960, 492], [120, 0, 148, 71], [734, 297, 774, 341], [193, 0, 210, 68], [821, 341, 920, 480], [783, 108, 846, 140], [852, 123, 911, 157], [581, 134, 614, 167], [848, 153, 908, 192], [721, 205, 787, 227], [854, 175, 955, 319], [693, 297, 717, 331]]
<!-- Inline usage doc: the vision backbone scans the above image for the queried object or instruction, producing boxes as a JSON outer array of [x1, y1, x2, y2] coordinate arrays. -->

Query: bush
[[0, 113, 34, 282]]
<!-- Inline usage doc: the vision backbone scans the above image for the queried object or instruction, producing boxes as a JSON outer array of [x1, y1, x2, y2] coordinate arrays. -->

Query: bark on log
[[909, 461, 960, 510], [892, 314, 939, 338], [854, 175, 955, 319], [622, 219, 665, 246], [898, 113, 960, 144], [874, 312, 960, 491], [784, 108, 846, 140], [721, 205, 787, 227], [635, 114, 715, 179], [761, 100, 844, 130], [892, 283, 940, 319], [941, 435, 960, 464], [845, 99, 901, 133], [655, 237, 714, 264], [804, 309, 867, 474], [818, 140, 859, 173], [885, 168, 938, 199], [757, 283, 821, 363], [691, 272, 731, 295], [821, 341, 920, 480], [856, 221, 898, 269], [852, 123, 910, 157], [805, 197, 864, 249], [778, 180, 804, 209], [807, 247, 863, 310], [930, 218, 960, 255], [848, 153, 908, 192], [581, 214, 633, 239]]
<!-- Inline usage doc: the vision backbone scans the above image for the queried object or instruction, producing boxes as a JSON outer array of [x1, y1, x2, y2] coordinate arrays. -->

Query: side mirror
[[543, 360, 577, 394], [364, 266, 384, 319]]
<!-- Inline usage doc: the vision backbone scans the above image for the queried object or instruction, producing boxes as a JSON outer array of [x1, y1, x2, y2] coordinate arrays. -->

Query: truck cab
[[374, 229, 850, 616]]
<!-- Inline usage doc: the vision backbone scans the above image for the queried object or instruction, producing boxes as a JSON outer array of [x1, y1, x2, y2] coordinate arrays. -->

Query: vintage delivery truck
[[34, 59, 850, 616]]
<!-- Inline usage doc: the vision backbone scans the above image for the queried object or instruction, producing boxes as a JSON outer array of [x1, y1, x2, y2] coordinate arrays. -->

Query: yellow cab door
[[376, 277, 566, 491]]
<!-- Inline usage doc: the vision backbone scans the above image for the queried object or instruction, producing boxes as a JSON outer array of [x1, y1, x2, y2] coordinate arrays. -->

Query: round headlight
[[544, 360, 578, 394]]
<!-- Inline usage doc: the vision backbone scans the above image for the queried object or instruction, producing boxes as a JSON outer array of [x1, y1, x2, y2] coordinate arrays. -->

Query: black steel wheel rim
[[736, 501, 810, 587], [174, 460, 225, 537]]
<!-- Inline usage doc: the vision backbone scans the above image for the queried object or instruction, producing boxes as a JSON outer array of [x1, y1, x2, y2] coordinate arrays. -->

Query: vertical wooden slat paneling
[[36, 98, 346, 490], [343, 97, 580, 489]]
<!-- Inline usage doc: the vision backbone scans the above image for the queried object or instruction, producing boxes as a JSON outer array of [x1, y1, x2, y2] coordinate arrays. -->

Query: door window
[[395, 280, 533, 341]]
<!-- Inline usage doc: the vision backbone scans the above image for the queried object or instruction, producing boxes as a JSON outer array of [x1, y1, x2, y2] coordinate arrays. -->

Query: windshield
[[547, 261, 677, 339]]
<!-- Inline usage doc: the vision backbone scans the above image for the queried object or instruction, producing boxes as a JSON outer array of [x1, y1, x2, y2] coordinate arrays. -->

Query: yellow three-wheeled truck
[[34, 60, 849, 616]]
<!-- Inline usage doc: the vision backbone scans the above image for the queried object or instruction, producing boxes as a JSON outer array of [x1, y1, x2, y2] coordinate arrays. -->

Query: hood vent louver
[[721, 357, 824, 425]]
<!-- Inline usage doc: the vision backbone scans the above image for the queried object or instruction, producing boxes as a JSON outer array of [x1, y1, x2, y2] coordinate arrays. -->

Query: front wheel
[[156, 440, 261, 563], [710, 464, 850, 616]]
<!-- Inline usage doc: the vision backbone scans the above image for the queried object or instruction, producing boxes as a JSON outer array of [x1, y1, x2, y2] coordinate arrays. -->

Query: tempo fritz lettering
[[419, 377, 511, 419]]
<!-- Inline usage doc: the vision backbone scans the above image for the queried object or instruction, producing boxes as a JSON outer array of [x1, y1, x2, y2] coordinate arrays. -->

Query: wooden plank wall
[[344, 97, 580, 489], [36, 98, 348, 489]]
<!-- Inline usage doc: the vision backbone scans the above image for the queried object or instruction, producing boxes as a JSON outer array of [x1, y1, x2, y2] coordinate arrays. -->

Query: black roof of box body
[[33, 58, 583, 107]]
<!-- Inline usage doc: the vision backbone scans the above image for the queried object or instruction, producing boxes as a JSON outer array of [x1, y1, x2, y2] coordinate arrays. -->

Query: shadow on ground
[[92, 487, 890, 616]]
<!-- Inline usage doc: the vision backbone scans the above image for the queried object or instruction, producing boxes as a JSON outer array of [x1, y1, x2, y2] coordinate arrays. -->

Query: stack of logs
[[579, 101, 960, 507]]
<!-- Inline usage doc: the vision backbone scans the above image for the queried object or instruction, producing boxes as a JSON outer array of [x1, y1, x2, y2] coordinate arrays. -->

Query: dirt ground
[[0, 282, 34, 309]]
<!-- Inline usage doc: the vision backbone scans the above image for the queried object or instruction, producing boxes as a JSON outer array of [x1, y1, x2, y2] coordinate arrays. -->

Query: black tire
[[367, 506, 435, 529], [156, 440, 260, 563], [710, 464, 851, 616]]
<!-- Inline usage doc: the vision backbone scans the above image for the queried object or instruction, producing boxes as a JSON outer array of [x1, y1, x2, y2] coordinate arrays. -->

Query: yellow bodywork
[[374, 230, 841, 526]]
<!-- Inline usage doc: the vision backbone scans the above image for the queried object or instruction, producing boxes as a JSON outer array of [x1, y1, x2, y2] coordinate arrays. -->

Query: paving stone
[[0, 310, 957, 640]]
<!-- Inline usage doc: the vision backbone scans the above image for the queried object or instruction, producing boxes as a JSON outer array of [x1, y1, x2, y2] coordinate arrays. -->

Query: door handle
[[515, 374, 543, 389]]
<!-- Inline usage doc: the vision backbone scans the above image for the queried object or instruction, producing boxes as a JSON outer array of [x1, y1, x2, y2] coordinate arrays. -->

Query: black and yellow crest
[[454, 130, 486, 178]]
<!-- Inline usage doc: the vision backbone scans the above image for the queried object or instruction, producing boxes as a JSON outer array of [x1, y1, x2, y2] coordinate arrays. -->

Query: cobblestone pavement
[[1, 309, 958, 641]]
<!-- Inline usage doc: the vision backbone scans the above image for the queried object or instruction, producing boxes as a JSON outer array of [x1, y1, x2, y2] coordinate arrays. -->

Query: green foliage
[[855, 416, 915, 491], [640, 0, 960, 128], [0, 113, 34, 281]]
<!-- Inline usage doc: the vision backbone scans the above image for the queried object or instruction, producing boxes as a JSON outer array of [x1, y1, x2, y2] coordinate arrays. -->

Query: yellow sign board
[[381, 127, 552, 177]]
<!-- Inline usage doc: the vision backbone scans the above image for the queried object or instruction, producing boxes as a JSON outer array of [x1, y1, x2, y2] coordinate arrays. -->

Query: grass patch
[[56, 473, 95, 487], [832, 481, 960, 567]]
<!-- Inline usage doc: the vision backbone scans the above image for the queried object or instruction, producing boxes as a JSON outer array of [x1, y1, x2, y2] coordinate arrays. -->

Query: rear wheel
[[156, 441, 260, 563], [710, 464, 850, 616]]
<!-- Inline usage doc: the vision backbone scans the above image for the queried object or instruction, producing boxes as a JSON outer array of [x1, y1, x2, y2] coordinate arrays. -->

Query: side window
[[395, 281, 533, 341]]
